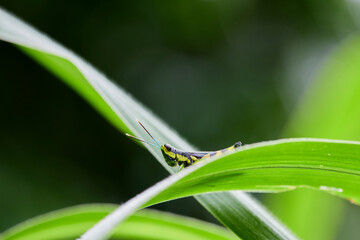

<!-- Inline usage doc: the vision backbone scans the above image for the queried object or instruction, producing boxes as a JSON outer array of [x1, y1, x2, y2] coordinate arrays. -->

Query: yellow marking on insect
[[177, 154, 188, 162], [202, 153, 211, 158], [215, 151, 222, 156], [227, 146, 235, 151], [162, 146, 176, 159], [190, 155, 198, 161]]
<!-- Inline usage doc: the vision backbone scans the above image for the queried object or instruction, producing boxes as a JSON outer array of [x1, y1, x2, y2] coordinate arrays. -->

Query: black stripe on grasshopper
[[126, 120, 242, 171]]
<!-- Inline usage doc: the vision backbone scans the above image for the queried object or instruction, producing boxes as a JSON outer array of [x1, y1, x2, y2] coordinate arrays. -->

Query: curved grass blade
[[0, 7, 294, 240], [80, 138, 360, 239], [1, 204, 237, 240]]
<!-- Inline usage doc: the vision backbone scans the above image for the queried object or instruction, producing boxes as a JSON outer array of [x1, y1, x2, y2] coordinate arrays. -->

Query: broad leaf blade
[[0, 7, 294, 240], [1, 204, 237, 240], [81, 138, 360, 239], [148, 139, 360, 205]]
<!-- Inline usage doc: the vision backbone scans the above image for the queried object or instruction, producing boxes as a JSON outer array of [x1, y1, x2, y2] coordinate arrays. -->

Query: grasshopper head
[[161, 144, 177, 167]]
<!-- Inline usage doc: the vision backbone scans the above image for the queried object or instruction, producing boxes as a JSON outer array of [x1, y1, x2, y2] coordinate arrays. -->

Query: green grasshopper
[[126, 120, 242, 171]]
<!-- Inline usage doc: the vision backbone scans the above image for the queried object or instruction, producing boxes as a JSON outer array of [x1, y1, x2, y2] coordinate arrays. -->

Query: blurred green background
[[1, 1, 360, 239]]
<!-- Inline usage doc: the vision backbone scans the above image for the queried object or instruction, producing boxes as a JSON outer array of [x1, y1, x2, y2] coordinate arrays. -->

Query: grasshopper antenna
[[136, 120, 162, 148], [125, 133, 160, 149]]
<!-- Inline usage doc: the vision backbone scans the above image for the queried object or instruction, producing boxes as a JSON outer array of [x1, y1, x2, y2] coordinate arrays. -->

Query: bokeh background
[[1, 1, 360, 239]]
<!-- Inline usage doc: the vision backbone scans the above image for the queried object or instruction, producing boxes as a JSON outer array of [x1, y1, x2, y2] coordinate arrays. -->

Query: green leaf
[[270, 34, 360, 240], [81, 138, 360, 239], [286, 35, 360, 140], [1, 204, 237, 240], [0, 8, 294, 240]]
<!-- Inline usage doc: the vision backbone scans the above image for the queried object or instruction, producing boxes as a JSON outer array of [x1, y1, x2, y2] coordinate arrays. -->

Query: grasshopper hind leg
[[178, 164, 185, 172]]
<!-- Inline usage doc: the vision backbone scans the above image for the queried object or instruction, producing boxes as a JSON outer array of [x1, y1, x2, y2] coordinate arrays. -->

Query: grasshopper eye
[[164, 144, 172, 151]]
